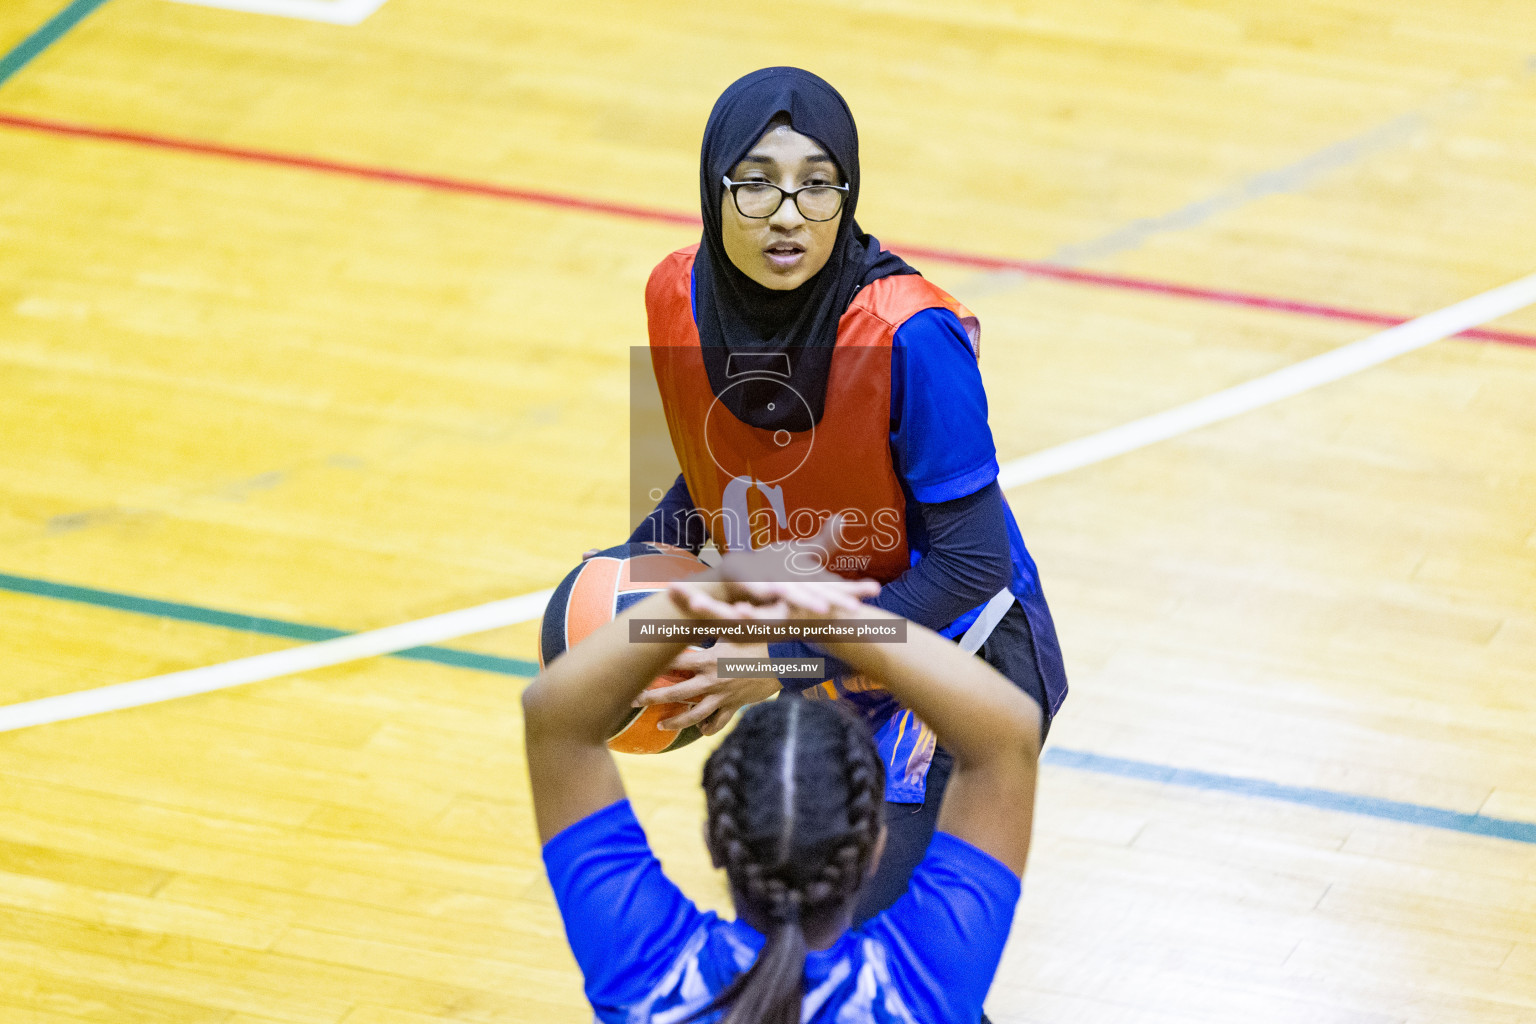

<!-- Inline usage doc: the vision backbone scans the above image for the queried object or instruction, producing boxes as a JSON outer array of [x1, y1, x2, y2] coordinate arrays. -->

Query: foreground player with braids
[[697, 696, 886, 1018], [523, 526, 1043, 1023]]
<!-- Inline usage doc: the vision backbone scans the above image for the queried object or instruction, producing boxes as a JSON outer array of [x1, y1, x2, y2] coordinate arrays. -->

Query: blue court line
[[1043, 747, 1536, 846], [0, 572, 538, 677], [0, 0, 112, 88]]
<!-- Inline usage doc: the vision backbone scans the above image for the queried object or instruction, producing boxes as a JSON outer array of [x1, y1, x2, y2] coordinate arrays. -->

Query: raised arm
[[521, 555, 879, 844], [819, 607, 1040, 873], [676, 527, 1041, 874], [521, 591, 696, 842]]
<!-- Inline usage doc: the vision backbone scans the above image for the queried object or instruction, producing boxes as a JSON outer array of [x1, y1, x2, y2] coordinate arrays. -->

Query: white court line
[[998, 271, 1536, 488], [0, 589, 551, 732], [163, 0, 388, 26], [3, 271, 1534, 733]]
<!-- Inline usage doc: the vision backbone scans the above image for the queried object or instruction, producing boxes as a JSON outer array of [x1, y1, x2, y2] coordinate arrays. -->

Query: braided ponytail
[[696, 698, 885, 1024]]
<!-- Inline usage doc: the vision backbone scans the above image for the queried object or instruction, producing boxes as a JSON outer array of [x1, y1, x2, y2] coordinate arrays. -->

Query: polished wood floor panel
[[4, 1, 1533, 314], [1, 0, 1533, 1020], [0, 124, 693, 641], [0, 0, 73, 54]]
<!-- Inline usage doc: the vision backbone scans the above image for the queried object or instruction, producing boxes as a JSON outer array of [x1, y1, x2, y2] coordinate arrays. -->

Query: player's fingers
[[776, 581, 842, 616], [635, 675, 720, 706], [659, 694, 724, 731], [667, 647, 714, 673], [802, 513, 848, 562], [581, 548, 601, 561], [792, 583, 841, 617], [665, 581, 718, 616], [667, 582, 751, 621], [699, 706, 738, 736], [741, 599, 792, 620], [684, 582, 800, 621], [724, 579, 819, 612], [824, 579, 880, 613], [776, 579, 878, 617], [713, 577, 798, 608]]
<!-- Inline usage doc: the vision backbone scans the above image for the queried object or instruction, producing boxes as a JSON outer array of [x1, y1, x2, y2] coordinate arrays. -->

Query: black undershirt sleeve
[[772, 480, 1013, 686], [626, 474, 707, 552], [872, 480, 1012, 630]]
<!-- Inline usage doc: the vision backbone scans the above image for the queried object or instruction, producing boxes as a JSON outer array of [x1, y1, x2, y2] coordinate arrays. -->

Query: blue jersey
[[544, 800, 1021, 1024], [889, 307, 1050, 626], [798, 308, 1067, 800]]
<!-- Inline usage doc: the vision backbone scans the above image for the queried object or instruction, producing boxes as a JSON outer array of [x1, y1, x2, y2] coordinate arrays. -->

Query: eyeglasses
[[722, 176, 849, 222]]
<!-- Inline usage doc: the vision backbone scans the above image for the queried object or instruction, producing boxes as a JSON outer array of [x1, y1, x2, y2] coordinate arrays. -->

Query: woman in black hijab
[[691, 66, 917, 431], [628, 66, 1068, 927]]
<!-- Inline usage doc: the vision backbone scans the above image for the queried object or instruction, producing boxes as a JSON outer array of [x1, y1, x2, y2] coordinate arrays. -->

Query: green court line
[[0, 0, 112, 88], [9, 572, 1536, 848], [0, 572, 539, 677]]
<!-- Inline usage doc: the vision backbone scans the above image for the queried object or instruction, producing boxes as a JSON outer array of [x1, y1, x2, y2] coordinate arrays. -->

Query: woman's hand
[[635, 642, 781, 736], [644, 517, 879, 736], [649, 570, 876, 735]]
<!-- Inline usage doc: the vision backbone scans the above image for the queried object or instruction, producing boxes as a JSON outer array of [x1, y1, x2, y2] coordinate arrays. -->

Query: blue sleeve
[[891, 308, 999, 504], [863, 831, 1021, 1022], [541, 800, 712, 1016], [628, 474, 707, 552]]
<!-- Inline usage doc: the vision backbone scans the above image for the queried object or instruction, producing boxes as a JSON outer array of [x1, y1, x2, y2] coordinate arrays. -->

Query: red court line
[[0, 113, 700, 228], [3, 111, 1533, 350], [894, 243, 1536, 348]]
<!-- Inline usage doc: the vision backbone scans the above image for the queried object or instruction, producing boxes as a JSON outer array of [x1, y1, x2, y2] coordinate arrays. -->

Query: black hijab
[[695, 67, 917, 432]]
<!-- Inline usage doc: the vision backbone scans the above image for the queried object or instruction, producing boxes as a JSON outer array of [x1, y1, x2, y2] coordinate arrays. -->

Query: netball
[[539, 541, 710, 754]]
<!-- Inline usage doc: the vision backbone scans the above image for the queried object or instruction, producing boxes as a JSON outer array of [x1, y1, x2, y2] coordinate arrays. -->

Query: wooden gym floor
[[0, 0, 1533, 1021]]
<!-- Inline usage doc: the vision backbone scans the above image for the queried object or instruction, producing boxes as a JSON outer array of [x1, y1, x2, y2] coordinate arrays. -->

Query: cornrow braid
[[696, 698, 886, 1024], [799, 707, 884, 914]]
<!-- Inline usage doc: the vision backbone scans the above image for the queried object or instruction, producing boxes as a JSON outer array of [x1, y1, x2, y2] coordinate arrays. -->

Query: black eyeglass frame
[[721, 175, 850, 222]]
